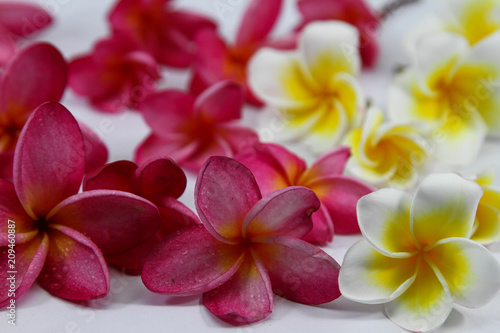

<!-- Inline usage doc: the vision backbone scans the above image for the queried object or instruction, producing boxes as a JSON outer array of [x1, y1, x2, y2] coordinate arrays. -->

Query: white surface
[[4, 0, 500, 332]]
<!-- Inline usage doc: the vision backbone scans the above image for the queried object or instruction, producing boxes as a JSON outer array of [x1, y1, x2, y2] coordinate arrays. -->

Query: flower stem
[[379, 0, 421, 21]]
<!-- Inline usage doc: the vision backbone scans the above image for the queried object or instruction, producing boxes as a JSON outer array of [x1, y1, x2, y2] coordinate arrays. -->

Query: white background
[[3, 0, 500, 332]]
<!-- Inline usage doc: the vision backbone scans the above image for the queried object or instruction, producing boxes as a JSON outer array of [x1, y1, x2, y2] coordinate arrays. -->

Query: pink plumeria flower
[[84, 157, 200, 274], [0, 102, 160, 306], [0, 2, 52, 66], [191, 0, 290, 105], [69, 34, 161, 113], [296, 0, 380, 68], [142, 156, 341, 324], [135, 80, 259, 172], [339, 173, 500, 332], [236, 144, 373, 242], [108, 0, 216, 68]]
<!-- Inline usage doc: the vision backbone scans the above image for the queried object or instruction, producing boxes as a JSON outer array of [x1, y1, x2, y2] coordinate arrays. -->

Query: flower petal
[[106, 236, 160, 275], [38, 225, 110, 300], [0, 151, 14, 181], [0, 43, 66, 119], [83, 160, 137, 193], [471, 201, 500, 244], [308, 176, 373, 234], [203, 250, 273, 325], [244, 186, 319, 239], [134, 134, 198, 169], [252, 234, 340, 304], [157, 197, 201, 236], [235, 0, 282, 47], [47, 190, 160, 255], [0, 3, 52, 37], [195, 157, 261, 243], [0, 233, 48, 307], [142, 225, 244, 295], [301, 146, 351, 182], [135, 157, 186, 200], [301, 203, 334, 244], [13, 102, 85, 219], [411, 173, 483, 247], [192, 28, 227, 88], [356, 188, 416, 256], [339, 240, 418, 304], [78, 122, 108, 174], [194, 81, 244, 123], [427, 237, 500, 309]]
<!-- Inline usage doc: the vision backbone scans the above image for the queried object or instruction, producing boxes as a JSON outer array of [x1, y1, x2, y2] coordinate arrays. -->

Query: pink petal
[[83, 160, 137, 193], [192, 29, 228, 85], [244, 187, 319, 239], [47, 190, 160, 255], [0, 43, 67, 119], [13, 102, 85, 219], [301, 146, 351, 182], [38, 225, 110, 300], [169, 10, 216, 40], [0, 27, 16, 66], [0, 179, 36, 246], [194, 81, 244, 123], [0, 151, 14, 182], [309, 176, 373, 234], [203, 251, 273, 325], [68, 56, 117, 101], [142, 225, 244, 295], [157, 197, 201, 236], [360, 34, 379, 69], [78, 122, 108, 174], [301, 203, 334, 244], [189, 71, 210, 96], [134, 134, 197, 170], [0, 2, 52, 37], [195, 157, 261, 243], [105, 236, 160, 275], [0, 233, 48, 307], [235, 0, 282, 48], [252, 234, 341, 304], [297, 0, 342, 21], [216, 124, 260, 156], [135, 157, 186, 200]]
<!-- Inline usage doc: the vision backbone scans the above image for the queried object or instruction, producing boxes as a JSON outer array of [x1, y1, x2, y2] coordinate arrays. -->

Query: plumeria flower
[[344, 107, 429, 190], [248, 21, 364, 153], [135, 80, 259, 172], [406, 0, 500, 51], [389, 32, 500, 165], [191, 0, 289, 105], [295, 0, 380, 68], [469, 170, 500, 245], [236, 143, 373, 242], [108, 0, 216, 68], [0, 102, 160, 306], [83, 157, 200, 274], [0, 2, 52, 66], [69, 34, 161, 113], [339, 173, 500, 332], [142, 156, 341, 324]]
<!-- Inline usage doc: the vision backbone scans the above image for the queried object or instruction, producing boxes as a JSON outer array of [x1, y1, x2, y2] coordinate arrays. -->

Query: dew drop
[[55, 274, 63, 281], [182, 249, 188, 255], [50, 283, 63, 291], [62, 265, 69, 273]]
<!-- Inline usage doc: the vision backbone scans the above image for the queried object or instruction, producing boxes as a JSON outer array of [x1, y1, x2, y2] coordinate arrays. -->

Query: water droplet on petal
[[182, 249, 188, 255], [55, 274, 63, 281], [50, 283, 63, 291]]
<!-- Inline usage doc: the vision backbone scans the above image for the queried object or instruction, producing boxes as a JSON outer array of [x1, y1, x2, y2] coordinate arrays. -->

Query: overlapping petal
[[78, 122, 109, 174], [84, 160, 137, 193], [135, 157, 186, 200], [235, 0, 282, 48], [194, 81, 244, 123]]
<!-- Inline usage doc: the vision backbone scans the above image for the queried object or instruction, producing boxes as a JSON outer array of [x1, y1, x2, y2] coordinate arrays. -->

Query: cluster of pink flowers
[[1, 0, 499, 331]]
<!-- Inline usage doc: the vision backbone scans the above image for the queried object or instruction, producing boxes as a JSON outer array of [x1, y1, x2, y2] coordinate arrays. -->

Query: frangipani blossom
[[248, 21, 364, 153], [470, 170, 500, 244], [344, 107, 429, 190], [389, 32, 500, 165], [296, 0, 380, 68], [0, 2, 52, 66], [142, 157, 341, 324], [84, 157, 199, 274], [339, 173, 500, 332], [69, 34, 161, 113], [0, 102, 160, 306], [236, 144, 373, 241], [108, 0, 216, 68], [135, 80, 259, 172], [191, 0, 287, 105]]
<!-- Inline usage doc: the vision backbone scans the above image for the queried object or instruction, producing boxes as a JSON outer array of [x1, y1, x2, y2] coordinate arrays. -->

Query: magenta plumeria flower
[[142, 156, 341, 324], [84, 157, 200, 274], [0, 2, 52, 66], [108, 0, 216, 68], [135, 80, 259, 172], [236, 144, 373, 243], [191, 0, 290, 105], [296, 0, 380, 68], [0, 102, 160, 306], [69, 34, 161, 113]]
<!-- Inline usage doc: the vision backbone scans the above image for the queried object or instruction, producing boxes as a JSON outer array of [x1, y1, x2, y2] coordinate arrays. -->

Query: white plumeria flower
[[248, 21, 364, 154], [339, 173, 500, 333], [344, 107, 429, 190], [470, 169, 500, 244], [406, 0, 500, 52], [389, 31, 500, 165]]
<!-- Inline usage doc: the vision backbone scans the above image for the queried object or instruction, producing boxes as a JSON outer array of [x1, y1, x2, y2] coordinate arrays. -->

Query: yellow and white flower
[[389, 31, 500, 165], [344, 107, 429, 190], [248, 21, 364, 153], [339, 173, 500, 332], [470, 170, 500, 244]]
